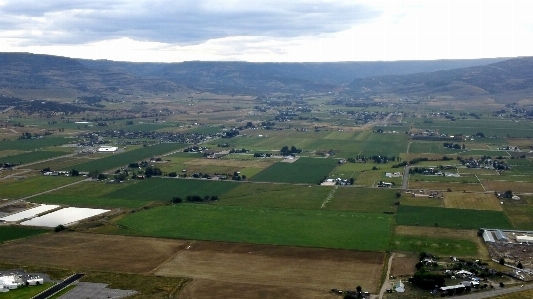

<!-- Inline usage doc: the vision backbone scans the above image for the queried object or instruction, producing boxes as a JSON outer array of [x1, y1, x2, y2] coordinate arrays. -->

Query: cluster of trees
[[253, 152, 272, 157], [222, 129, 239, 138], [171, 195, 219, 203], [347, 155, 399, 163], [280, 146, 302, 156]]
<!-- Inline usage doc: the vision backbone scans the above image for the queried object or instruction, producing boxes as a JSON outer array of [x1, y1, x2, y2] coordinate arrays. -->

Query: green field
[[218, 183, 330, 209], [0, 150, 68, 165], [326, 187, 399, 213], [104, 178, 240, 202], [250, 157, 338, 184], [396, 205, 513, 229], [116, 204, 393, 251], [0, 176, 83, 199], [359, 133, 408, 157], [0, 137, 72, 150], [69, 143, 185, 172], [390, 235, 479, 256], [0, 226, 48, 243]]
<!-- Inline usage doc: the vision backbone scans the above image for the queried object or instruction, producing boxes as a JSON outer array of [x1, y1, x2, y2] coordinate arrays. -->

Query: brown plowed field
[[0, 233, 386, 299], [0, 232, 188, 273], [155, 241, 385, 298]]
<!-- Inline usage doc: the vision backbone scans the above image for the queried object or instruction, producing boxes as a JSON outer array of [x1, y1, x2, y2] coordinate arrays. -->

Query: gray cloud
[[0, 0, 380, 45]]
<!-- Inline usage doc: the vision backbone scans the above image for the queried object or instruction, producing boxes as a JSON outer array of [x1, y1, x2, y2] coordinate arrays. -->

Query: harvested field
[[481, 180, 533, 193], [0, 232, 186, 273], [184, 158, 273, 169], [156, 241, 385, 298], [443, 192, 503, 211]]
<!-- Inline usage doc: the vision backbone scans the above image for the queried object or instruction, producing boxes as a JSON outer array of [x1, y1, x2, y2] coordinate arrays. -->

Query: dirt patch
[[389, 253, 418, 278], [0, 232, 187, 273], [156, 241, 385, 297], [0, 201, 36, 213]]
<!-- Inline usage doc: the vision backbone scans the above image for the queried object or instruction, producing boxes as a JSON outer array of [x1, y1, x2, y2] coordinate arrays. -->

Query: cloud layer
[[1, 0, 533, 62]]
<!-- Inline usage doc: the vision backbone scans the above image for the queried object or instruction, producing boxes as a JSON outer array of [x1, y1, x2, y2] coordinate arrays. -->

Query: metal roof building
[[494, 230, 508, 241], [483, 231, 495, 243]]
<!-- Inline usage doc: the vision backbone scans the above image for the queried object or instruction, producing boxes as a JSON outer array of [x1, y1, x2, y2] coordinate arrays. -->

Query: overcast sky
[[1, 0, 532, 62]]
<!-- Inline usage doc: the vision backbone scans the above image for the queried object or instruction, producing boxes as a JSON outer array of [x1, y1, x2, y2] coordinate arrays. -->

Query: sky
[[0, 0, 532, 62]]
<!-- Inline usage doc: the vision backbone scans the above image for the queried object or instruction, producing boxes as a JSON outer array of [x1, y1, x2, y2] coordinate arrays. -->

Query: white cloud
[[0, 0, 532, 62]]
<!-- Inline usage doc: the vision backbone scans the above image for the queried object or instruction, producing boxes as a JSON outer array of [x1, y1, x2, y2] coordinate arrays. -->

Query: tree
[[499, 257, 505, 265], [415, 262, 424, 270], [349, 177, 355, 185], [356, 286, 362, 293], [171, 197, 182, 204], [97, 173, 107, 180], [499, 282, 505, 288], [54, 224, 65, 232], [517, 262, 523, 269], [70, 169, 79, 176], [396, 192, 402, 198]]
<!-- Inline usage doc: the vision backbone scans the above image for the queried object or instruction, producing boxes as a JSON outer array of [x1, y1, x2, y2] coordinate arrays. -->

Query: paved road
[[31, 273, 84, 299], [401, 165, 409, 190]]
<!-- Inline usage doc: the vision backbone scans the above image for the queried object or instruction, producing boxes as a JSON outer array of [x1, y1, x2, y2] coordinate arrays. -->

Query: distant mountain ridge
[[0, 52, 519, 97], [348, 57, 533, 98]]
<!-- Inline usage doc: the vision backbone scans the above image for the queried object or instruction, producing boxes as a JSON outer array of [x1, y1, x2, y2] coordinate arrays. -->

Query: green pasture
[[0, 226, 48, 243], [359, 133, 408, 157], [308, 139, 364, 157], [390, 235, 479, 257], [103, 178, 240, 202], [121, 123, 174, 131], [501, 196, 533, 230], [30, 180, 148, 209], [185, 125, 223, 134], [28, 157, 93, 172], [412, 118, 533, 138], [0, 137, 72, 150], [116, 204, 393, 251], [69, 143, 185, 172], [0, 150, 68, 165], [459, 150, 510, 157], [250, 157, 338, 184], [396, 206, 513, 229], [0, 176, 83, 199], [409, 174, 479, 184], [323, 130, 360, 140], [218, 183, 330, 210], [409, 142, 461, 154], [326, 187, 399, 213]]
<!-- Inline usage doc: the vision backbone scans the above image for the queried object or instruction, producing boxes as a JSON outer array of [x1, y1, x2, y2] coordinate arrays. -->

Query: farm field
[[396, 205, 513, 229], [501, 196, 533, 230], [393, 226, 487, 258], [481, 180, 533, 193], [114, 204, 393, 251], [409, 142, 461, 154], [250, 157, 338, 184], [443, 192, 503, 211], [407, 180, 485, 192], [0, 176, 83, 199], [401, 196, 444, 207], [217, 183, 330, 210], [69, 143, 186, 172], [0, 150, 70, 165], [359, 133, 408, 157], [325, 187, 399, 213], [156, 241, 385, 298], [103, 178, 240, 202], [0, 226, 48, 243], [0, 233, 186, 273], [0, 137, 73, 150], [28, 156, 94, 171]]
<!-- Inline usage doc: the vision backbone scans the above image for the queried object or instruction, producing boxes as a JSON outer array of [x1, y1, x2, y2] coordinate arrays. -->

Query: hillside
[[348, 57, 533, 99]]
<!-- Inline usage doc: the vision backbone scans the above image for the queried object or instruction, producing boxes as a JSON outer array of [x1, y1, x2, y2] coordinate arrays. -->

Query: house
[[393, 280, 405, 292]]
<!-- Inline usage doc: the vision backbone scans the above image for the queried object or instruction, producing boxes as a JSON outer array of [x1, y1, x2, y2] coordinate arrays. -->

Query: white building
[[98, 146, 118, 153]]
